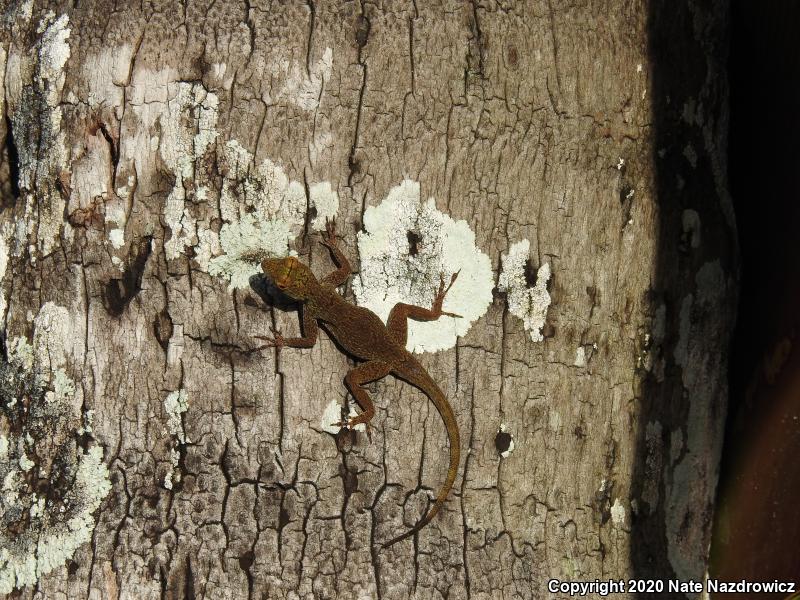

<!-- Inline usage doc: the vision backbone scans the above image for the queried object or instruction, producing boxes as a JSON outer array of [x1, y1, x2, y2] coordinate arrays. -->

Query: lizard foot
[[321, 218, 338, 249], [433, 271, 462, 318], [332, 417, 373, 442], [253, 327, 286, 352]]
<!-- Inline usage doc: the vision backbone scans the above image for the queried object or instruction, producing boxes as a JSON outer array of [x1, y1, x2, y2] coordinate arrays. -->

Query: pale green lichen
[[309, 181, 339, 231], [0, 446, 111, 593], [208, 140, 339, 290], [7, 337, 34, 373], [0, 303, 110, 593], [51, 368, 75, 401], [0, 224, 9, 322], [160, 83, 219, 260], [17, 453, 33, 472], [9, 13, 72, 257], [208, 214, 296, 290], [163, 389, 188, 489], [28, 496, 44, 519], [498, 239, 552, 343], [0, 423, 111, 595], [354, 179, 493, 353], [163, 389, 188, 443]]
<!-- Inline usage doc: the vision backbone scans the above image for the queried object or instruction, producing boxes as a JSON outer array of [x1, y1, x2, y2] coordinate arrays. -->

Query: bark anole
[[257, 221, 460, 548]]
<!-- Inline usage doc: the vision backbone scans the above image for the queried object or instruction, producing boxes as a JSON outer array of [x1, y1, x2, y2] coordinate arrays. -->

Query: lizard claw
[[432, 270, 461, 318], [442, 270, 460, 293], [321, 218, 338, 249], [254, 327, 286, 352]]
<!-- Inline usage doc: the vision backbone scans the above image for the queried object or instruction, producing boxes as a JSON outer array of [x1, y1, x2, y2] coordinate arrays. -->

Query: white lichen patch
[[611, 498, 626, 526], [163, 389, 189, 443], [0, 224, 10, 321], [208, 141, 339, 290], [108, 228, 124, 249], [209, 214, 295, 289], [497, 240, 552, 343], [309, 182, 339, 231], [6, 13, 72, 257], [1, 470, 19, 505], [0, 316, 110, 593], [353, 179, 493, 353], [160, 83, 219, 260], [319, 399, 367, 434], [28, 496, 45, 520], [6, 336, 34, 372], [574, 346, 587, 368], [114, 175, 136, 204], [17, 453, 34, 472], [77, 409, 94, 436], [35, 12, 71, 113], [320, 400, 342, 435], [164, 448, 180, 490], [0, 446, 111, 594], [193, 227, 219, 272], [49, 368, 75, 405], [163, 389, 188, 489]]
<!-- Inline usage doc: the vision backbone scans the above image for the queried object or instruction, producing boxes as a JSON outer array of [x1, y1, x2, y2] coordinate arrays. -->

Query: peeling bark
[[0, 1, 733, 598]]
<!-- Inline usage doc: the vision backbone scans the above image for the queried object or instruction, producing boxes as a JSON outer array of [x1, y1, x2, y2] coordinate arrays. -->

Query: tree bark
[[0, 1, 734, 599]]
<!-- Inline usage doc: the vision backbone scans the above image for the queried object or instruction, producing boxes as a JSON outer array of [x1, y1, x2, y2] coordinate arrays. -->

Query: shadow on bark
[[629, 1, 731, 594]]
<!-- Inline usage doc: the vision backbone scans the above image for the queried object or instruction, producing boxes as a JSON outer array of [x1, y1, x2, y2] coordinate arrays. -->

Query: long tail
[[382, 366, 460, 548]]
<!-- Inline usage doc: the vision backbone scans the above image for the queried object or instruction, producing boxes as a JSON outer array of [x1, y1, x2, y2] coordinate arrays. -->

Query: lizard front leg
[[335, 360, 391, 439], [255, 307, 318, 352], [386, 272, 461, 347], [320, 219, 353, 287]]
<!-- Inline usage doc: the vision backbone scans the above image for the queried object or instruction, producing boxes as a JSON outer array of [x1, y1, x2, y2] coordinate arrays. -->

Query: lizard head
[[261, 256, 316, 300]]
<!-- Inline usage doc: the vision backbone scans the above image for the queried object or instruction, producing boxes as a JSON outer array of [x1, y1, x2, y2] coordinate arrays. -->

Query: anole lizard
[[256, 221, 460, 548]]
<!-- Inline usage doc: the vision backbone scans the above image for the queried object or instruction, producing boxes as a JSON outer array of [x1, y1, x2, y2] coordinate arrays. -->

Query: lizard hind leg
[[335, 361, 391, 439]]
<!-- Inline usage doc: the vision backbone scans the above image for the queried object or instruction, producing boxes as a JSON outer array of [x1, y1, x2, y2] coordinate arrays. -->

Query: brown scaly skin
[[258, 220, 460, 548]]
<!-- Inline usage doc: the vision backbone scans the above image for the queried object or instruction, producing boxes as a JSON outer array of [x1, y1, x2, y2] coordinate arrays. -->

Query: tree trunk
[[0, 1, 734, 598]]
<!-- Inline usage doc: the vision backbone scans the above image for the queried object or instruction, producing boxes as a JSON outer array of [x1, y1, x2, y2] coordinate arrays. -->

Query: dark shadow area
[[630, 1, 734, 594], [249, 272, 299, 313], [709, 3, 800, 597]]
